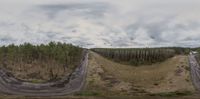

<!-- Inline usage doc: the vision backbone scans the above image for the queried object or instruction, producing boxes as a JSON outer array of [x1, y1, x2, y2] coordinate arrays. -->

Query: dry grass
[[85, 51, 195, 95], [1, 95, 200, 99], [3, 59, 72, 82]]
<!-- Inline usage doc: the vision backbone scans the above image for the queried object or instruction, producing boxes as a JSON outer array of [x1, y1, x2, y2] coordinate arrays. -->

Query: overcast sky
[[0, 0, 199, 48]]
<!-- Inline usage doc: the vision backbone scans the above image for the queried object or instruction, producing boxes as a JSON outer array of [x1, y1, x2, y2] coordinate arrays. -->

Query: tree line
[[92, 48, 178, 66]]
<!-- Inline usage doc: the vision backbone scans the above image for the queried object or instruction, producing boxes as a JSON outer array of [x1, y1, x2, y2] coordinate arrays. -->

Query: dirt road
[[189, 52, 200, 91], [0, 51, 88, 96]]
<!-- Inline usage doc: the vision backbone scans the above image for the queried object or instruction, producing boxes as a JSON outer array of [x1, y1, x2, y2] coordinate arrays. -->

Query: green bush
[[75, 91, 101, 96], [149, 91, 193, 97]]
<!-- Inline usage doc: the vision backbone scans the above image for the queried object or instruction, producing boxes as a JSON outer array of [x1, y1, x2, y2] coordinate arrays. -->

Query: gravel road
[[189, 52, 200, 91]]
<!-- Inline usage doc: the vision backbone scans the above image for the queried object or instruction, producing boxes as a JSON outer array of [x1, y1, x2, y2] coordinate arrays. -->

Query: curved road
[[0, 50, 88, 96], [189, 52, 200, 91]]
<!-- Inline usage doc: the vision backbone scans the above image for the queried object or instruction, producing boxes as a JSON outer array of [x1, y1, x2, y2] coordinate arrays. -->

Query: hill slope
[[85, 51, 195, 96]]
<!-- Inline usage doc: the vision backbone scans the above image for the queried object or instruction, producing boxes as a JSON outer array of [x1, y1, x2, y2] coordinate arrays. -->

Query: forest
[[0, 42, 83, 82], [195, 48, 200, 64], [92, 48, 190, 66], [0, 43, 191, 80]]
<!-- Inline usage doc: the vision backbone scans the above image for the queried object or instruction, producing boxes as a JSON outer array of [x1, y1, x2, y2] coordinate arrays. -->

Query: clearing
[[84, 51, 195, 96]]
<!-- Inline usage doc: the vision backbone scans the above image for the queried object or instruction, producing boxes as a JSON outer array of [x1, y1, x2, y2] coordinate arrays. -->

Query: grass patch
[[149, 91, 193, 97], [75, 91, 101, 96], [89, 79, 95, 84], [185, 66, 190, 71], [30, 79, 46, 83]]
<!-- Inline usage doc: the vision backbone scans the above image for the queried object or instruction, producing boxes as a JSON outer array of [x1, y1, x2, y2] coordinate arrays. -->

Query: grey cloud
[[70, 37, 94, 47], [36, 2, 109, 19], [0, 0, 200, 48], [0, 37, 15, 43], [0, 22, 15, 27], [0, 35, 18, 46], [126, 16, 200, 44]]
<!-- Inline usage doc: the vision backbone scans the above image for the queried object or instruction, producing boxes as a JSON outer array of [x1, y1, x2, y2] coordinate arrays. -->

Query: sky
[[0, 0, 200, 48]]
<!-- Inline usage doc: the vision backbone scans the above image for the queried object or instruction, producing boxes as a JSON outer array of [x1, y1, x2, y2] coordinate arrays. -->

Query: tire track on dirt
[[189, 52, 200, 91]]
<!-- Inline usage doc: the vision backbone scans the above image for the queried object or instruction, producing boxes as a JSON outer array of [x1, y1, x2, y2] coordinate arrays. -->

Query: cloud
[[0, 0, 200, 48], [36, 2, 109, 19]]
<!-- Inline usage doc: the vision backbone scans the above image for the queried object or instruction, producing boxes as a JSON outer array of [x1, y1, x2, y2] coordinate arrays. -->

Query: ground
[[0, 51, 198, 99], [84, 51, 195, 96]]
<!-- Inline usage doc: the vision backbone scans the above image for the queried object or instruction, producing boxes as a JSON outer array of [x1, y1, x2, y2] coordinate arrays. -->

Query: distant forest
[[92, 47, 190, 66]]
